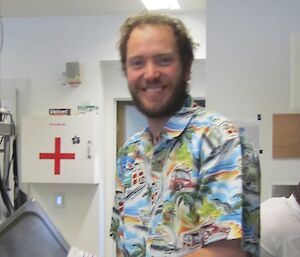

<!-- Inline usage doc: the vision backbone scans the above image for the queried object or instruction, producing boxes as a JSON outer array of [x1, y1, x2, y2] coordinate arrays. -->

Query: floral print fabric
[[110, 96, 259, 257]]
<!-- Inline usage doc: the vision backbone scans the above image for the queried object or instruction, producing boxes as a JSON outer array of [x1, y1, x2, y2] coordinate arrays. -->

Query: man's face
[[125, 24, 188, 118]]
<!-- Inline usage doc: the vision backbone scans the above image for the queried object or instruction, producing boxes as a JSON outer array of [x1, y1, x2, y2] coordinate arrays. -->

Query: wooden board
[[273, 113, 300, 158]]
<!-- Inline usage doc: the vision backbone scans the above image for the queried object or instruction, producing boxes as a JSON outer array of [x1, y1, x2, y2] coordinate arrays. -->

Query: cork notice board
[[273, 113, 300, 158]]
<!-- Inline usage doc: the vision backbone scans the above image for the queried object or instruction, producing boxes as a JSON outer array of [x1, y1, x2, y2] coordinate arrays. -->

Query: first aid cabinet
[[21, 115, 100, 184]]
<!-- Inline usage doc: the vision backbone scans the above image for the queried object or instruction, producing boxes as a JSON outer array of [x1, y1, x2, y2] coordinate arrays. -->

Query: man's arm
[[184, 239, 247, 257]]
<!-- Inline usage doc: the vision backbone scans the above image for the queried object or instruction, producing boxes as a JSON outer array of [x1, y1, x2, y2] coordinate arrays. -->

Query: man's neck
[[147, 116, 170, 144]]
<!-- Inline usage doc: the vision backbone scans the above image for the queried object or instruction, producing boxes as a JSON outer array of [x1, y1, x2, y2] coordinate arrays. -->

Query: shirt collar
[[139, 95, 199, 143], [160, 94, 199, 140]]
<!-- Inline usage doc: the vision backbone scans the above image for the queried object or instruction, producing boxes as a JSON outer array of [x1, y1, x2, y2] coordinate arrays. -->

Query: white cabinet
[[21, 116, 100, 184]]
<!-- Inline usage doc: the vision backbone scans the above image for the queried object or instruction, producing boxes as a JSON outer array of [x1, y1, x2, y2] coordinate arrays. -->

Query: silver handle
[[87, 140, 92, 159]]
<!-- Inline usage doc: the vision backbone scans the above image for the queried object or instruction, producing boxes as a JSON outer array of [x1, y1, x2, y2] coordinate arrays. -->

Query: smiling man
[[110, 12, 259, 257], [127, 24, 187, 118]]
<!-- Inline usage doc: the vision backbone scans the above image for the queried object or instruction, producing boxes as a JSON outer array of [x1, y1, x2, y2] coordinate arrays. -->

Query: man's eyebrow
[[128, 55, 143, 59], [128, 53, 174, 59], [127, 55, 144, 61], [154, 53, 175, 58]]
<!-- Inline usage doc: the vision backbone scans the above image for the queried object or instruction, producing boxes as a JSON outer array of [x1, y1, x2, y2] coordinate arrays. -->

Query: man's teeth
[[145, 87, 161, 91], [143, 84, 164, 90]]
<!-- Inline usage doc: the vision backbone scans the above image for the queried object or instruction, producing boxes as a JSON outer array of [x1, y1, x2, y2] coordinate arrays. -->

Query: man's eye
[[128, 59, 144, 69], [157, 56, 173, 66]]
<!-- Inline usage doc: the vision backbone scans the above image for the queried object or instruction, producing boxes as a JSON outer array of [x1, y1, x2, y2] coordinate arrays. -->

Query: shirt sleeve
[[199, 118, 243, 243], [110, 154, 126, 252], [240, 134, 261, 257]]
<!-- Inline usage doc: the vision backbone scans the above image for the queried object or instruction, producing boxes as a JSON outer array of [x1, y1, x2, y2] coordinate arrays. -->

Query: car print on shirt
[[182, 223, 230, 248], [169, 168, 193, 192]]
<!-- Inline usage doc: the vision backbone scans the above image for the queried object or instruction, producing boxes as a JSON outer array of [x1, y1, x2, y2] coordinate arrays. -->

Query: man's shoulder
[[189, 109, 240, 142], [190, 108, 235, 127], [117, 130, 145, 157], [125, 130, 145, 145]]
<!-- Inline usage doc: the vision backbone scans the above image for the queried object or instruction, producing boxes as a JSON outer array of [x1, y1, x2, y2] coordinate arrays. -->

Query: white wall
[[1, 12, 205, 257], [206, 0, 300, 201]]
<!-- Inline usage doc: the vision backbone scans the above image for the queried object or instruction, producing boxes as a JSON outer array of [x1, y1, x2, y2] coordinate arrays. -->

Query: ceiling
[[1, 0, 206, 18]]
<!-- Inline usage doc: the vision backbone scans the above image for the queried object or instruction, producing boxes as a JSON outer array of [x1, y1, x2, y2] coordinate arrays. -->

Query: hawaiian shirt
[[110, 96, 247, 257]]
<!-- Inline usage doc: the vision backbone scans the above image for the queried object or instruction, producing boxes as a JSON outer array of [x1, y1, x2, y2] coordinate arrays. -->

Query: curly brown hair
[[118, 12, 197, 75]]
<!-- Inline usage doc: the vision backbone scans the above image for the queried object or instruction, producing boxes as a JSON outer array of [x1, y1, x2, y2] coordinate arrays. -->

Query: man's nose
[[144, 62, 159, 81]]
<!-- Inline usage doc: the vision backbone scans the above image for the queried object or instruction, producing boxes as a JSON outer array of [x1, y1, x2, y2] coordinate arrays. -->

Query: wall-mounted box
[[273, 113, 300, 158], [21, 116, 100, 184]]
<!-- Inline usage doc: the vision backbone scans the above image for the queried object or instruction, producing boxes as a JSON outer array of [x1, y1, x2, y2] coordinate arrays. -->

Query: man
[[110, 12, 259, 257], [260, 183, 300, 257]]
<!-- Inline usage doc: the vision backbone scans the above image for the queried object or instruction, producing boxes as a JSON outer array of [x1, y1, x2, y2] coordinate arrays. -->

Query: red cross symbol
[[39, 137, 75, 175]]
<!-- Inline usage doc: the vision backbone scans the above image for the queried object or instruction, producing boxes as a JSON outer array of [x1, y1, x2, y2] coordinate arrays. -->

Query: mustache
[[141, 79, 165, 89]]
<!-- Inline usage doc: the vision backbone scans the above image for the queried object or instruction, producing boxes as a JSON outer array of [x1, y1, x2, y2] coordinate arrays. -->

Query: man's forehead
[[127, 24, 176, 47], [130, 23, 174, 36]]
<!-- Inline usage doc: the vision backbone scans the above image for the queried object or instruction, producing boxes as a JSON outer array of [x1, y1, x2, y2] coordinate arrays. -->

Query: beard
[[128, 73, 188, 119]]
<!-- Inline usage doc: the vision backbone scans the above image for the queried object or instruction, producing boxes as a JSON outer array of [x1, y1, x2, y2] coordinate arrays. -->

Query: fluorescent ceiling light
[[141, 0, 180, 10]]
